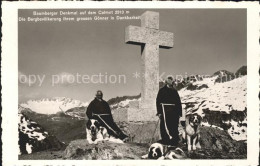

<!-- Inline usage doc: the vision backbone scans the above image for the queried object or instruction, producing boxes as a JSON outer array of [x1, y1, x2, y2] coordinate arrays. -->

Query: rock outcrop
[[19, 113, 64, 154], [190, 127, 247, 159], [62, 126, 246, 160], [63, 140, 149, 160], [235, 66, 247, 76]]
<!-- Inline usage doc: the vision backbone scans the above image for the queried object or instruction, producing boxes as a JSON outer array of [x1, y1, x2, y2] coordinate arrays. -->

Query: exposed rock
[[186, 83, 208, 91], [62, 126, 246, 160], [19, 150, 64, 160], [185, 127, 247, 159], [19, 113, 64, 154], [20, 108, 87, 144], [63, 140, 149, 160], [199, 127, 246, 154], [213, 70, 235, 83], [235, 66, 247, 77], [19, 126, 246, 159]]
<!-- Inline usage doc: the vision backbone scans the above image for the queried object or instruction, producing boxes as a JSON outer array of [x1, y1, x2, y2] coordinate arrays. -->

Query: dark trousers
[[160, 111, 180, 146], [93, 115, 127, 140]]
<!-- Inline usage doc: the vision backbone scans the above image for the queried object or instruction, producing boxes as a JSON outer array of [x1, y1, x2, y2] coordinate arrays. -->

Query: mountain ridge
[[20, 97, 89, 115]]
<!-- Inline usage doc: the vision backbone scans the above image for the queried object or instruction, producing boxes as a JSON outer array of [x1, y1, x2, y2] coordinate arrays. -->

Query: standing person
[[86, 90, 128, 141], [156, 76, 182, 146]]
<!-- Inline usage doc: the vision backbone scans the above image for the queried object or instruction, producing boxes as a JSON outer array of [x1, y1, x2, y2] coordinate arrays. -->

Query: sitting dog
[[183, 113, 202, 151], [86, 119, 109, 144], [141, 143, 186, 160]]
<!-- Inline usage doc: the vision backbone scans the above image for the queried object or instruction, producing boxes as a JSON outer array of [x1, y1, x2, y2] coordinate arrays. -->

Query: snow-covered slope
[[20, 97, 88, 114], [65, 107, 87, 120], [111, 74, 246, 115], [110, 98, 140, 109], [18, 112, 63, 154], [180, 76, 246, 115], [179, 75, 247, 141]]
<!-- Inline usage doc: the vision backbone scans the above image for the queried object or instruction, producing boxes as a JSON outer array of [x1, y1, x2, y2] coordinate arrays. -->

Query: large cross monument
[[125, 11, 174, 121]]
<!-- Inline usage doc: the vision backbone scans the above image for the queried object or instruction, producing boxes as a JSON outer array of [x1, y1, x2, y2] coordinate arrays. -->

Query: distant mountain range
[[20, 97, 88, 115], [169, 65, 247, 90]]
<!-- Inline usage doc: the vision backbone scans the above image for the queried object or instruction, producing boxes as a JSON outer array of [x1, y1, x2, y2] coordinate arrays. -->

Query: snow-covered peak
[[20, 97, 89, 114], [213, 70, 234, 77]]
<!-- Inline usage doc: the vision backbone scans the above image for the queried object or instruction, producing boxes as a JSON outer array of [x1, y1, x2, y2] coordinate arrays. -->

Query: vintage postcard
[[1, 1, 259, 166]]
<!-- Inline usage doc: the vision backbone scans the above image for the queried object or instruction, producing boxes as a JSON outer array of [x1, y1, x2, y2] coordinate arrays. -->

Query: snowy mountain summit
[[20, 97, 88, 114]]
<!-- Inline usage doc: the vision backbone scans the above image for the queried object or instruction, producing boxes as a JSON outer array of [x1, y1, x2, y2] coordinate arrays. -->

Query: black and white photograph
[[1, 2, 259, 166]]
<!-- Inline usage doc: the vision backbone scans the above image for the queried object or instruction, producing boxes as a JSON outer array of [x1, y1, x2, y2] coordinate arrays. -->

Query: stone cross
[[125, 11, 173, 119]]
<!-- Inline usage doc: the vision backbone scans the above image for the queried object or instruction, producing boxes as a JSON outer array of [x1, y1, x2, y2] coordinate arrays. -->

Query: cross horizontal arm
[[158, 31, 174, 49], [125, 25, 174, 48], [125, 25, 147, 45]]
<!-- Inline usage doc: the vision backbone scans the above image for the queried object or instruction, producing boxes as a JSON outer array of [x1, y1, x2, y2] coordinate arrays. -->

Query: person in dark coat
[[86, 90, 128, 141], [156, 76, 182, 146]]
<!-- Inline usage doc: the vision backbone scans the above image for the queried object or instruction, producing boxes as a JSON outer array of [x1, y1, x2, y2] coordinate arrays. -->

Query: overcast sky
[[18, 9, 246, 103]]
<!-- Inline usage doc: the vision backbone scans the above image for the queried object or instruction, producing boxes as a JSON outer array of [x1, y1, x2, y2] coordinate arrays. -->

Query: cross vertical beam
[[125, 11, 174, 120]]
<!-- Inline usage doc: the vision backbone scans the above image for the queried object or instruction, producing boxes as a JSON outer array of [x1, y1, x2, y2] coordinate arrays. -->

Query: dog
[[183, 113, 202, 151], [141, 143, 186, 160], [86, 119, 109, 144], [164, 148, 187, 160]]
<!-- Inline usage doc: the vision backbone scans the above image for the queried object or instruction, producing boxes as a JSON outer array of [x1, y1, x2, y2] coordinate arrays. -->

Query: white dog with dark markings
[[86, 119, 109, 144], [183, 113, 202, 151], [141, 143, 186, 160], [86, 119, 124, 144]]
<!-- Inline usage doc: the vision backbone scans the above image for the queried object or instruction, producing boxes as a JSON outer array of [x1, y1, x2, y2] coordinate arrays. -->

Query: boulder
[[199, 127, 246, 154], [182, 126, 247, 159], [63, 139, 149, 160]]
